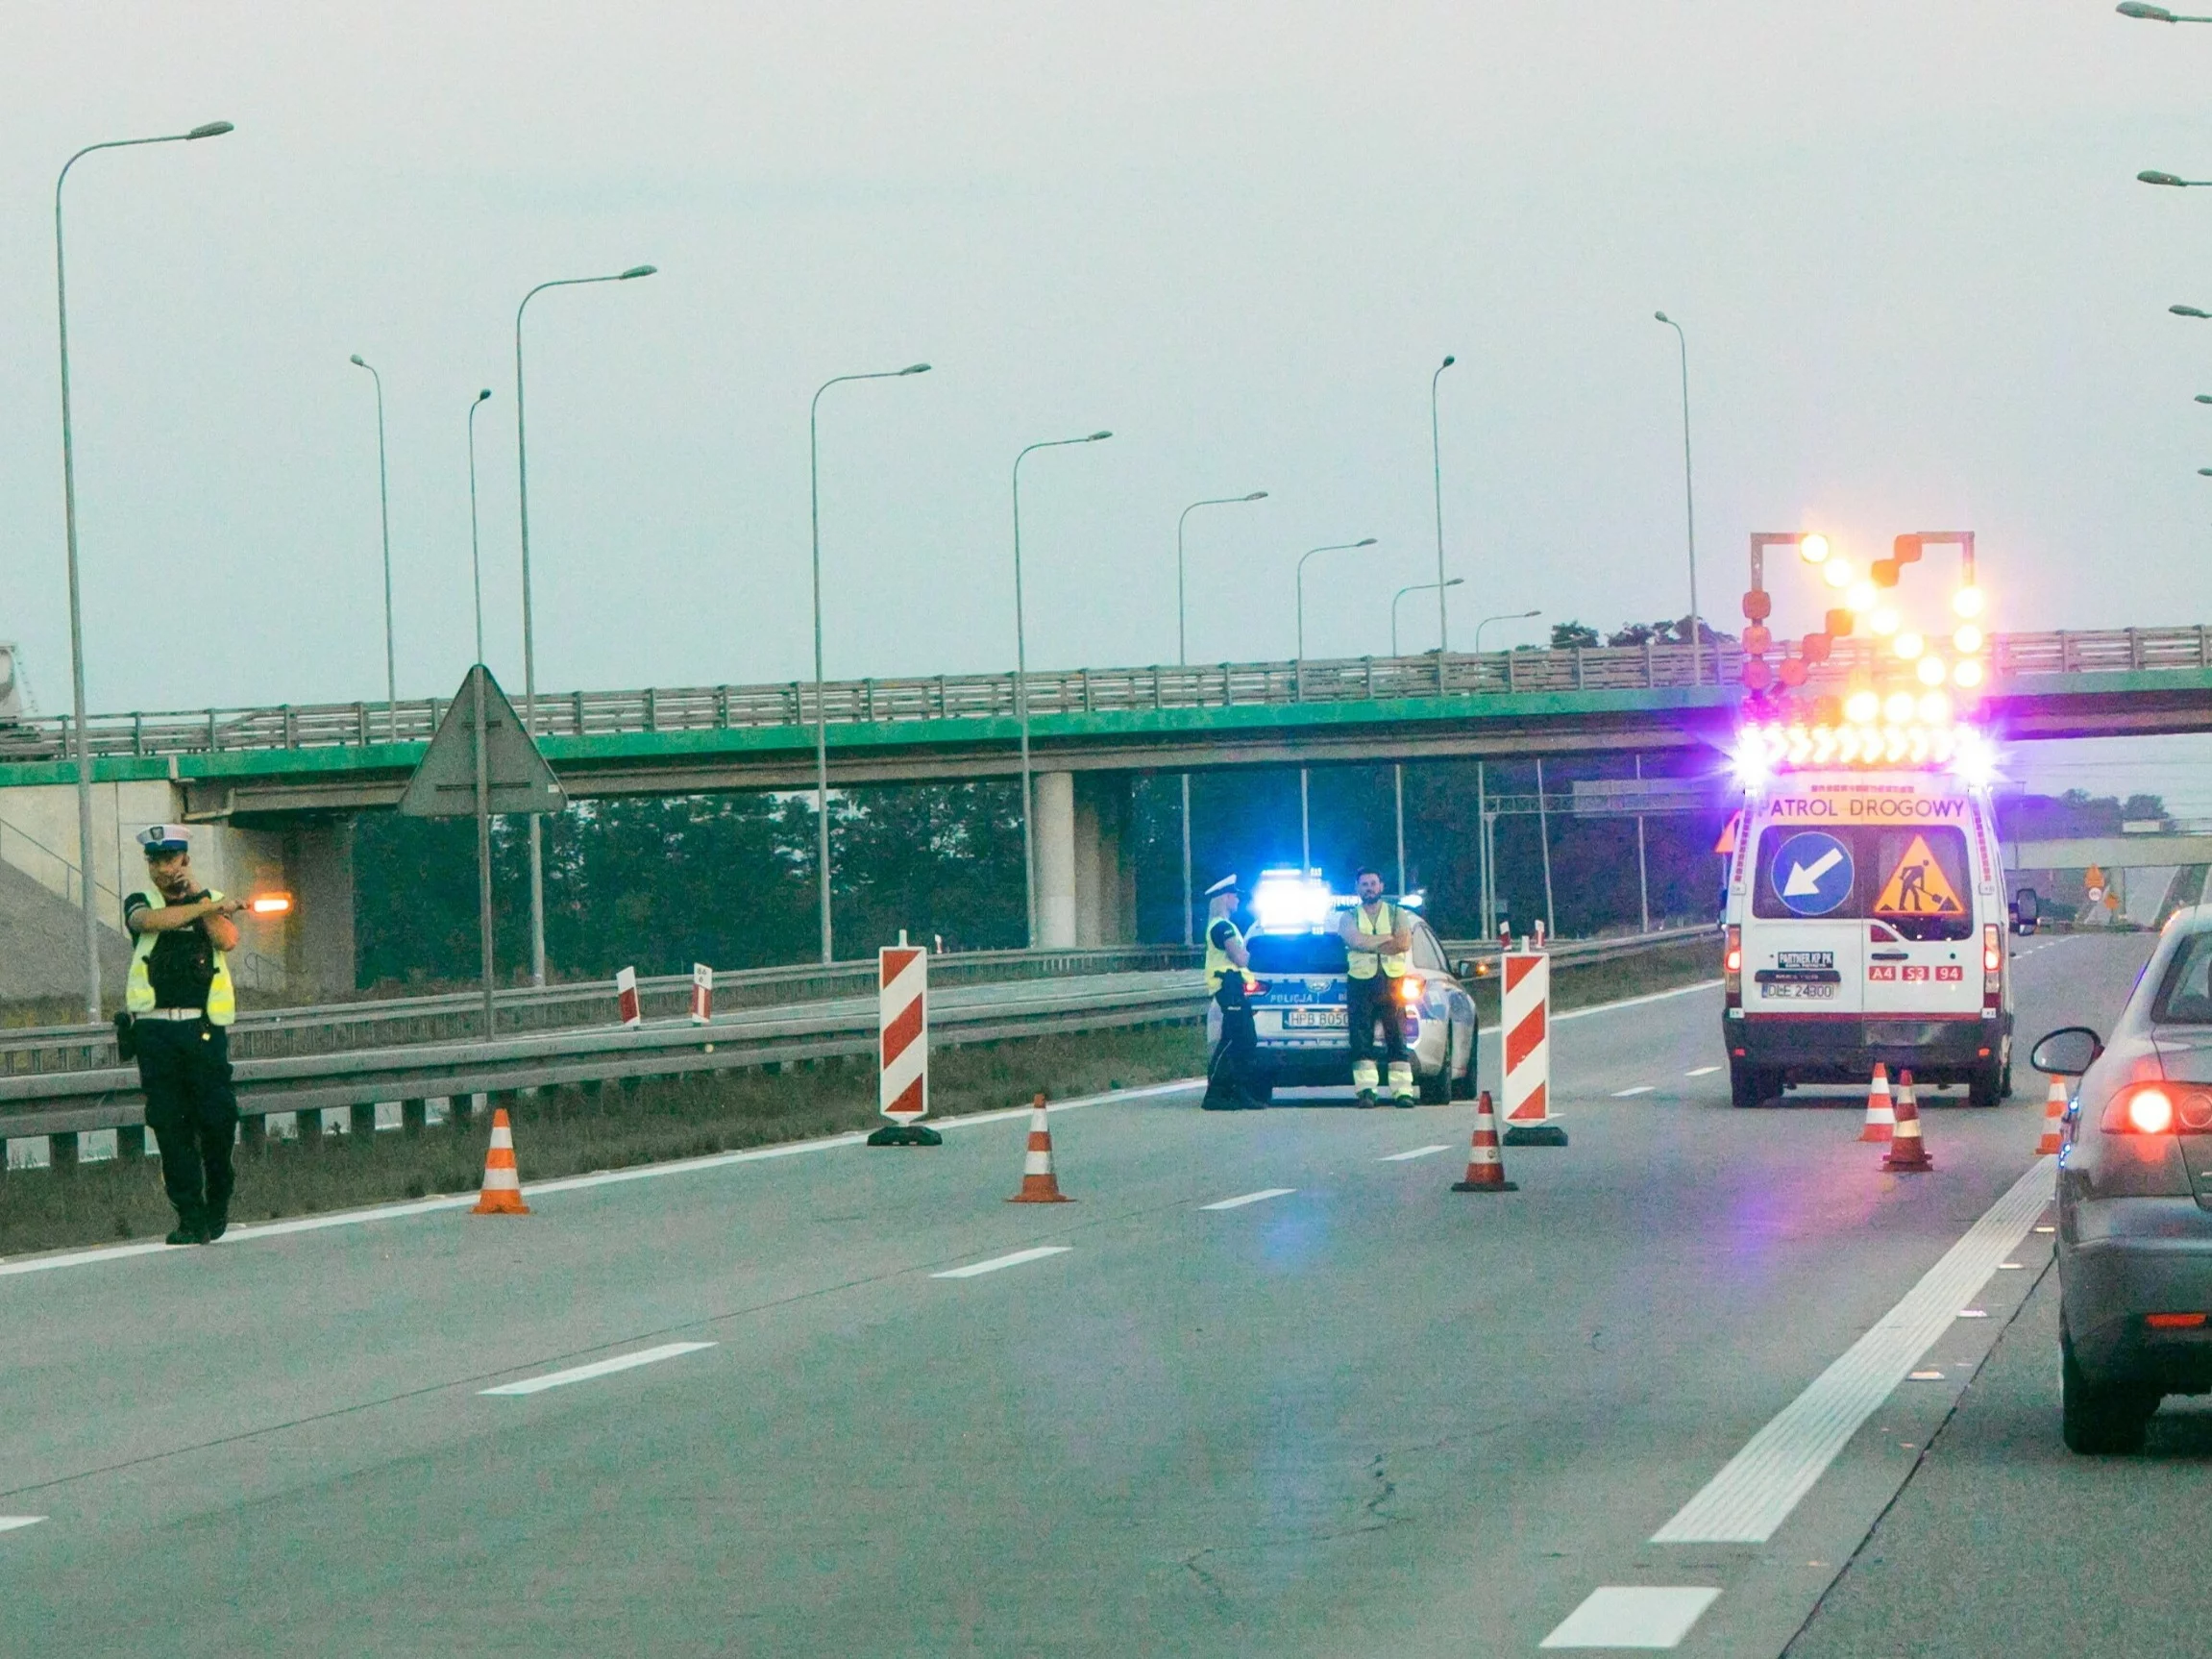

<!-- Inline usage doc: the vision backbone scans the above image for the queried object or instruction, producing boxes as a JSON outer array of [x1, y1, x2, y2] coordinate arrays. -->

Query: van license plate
[[1763, 982, 1835, 1001], [1286, 1007, 1347, 1028]]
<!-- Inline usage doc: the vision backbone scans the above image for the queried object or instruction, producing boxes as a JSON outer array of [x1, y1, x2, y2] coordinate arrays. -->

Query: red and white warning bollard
[[869, 937, 940, 1146], [1501, 939, 1566, 1147], [615, 966, 642, 1028], [688, 963, 713, 1025]]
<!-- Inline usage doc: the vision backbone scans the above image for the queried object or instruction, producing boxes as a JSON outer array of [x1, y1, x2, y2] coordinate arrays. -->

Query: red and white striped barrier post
[[689, 963, 713, 1025], [1500, 938, 1567, 1147], [615, 966, 642, 1028], [869, 937, 941, 1146]]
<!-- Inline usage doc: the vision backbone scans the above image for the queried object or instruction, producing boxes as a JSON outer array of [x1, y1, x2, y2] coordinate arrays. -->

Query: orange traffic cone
[[1007, 1093, 1073, 1203], [2037, 1076, 2068, 1155], [1859, 1063, 1896, 1144], [1881, 1070, 1933, 1173], [1451, 1091, 1519, 1193], [471, 1107, 531, 1215]]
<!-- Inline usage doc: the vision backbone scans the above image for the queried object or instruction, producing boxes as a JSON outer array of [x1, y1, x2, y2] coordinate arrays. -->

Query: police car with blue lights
[[1206, 869, 1480, 1104]]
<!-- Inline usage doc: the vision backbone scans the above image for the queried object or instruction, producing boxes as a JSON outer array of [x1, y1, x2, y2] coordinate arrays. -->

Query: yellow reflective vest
[[1204, 918, 1259, 994], [1345, 901, 1409, 979], [126, 887, 236, 1025]]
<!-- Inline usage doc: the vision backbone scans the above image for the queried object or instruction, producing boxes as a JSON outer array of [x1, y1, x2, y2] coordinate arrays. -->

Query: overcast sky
[[2, 2, 2207, 805]]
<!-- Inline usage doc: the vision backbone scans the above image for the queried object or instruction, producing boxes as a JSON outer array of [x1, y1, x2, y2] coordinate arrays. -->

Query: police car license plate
[[1762, 982, 1836, 1000], [1286, 1006, 1347, 1028]]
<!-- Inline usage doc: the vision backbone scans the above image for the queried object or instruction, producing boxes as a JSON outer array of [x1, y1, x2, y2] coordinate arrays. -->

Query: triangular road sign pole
[[399, 666, 567, 1037]]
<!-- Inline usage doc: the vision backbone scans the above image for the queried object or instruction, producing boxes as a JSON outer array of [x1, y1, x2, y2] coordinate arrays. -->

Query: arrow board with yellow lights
[[1870, 834, 1965, 918]]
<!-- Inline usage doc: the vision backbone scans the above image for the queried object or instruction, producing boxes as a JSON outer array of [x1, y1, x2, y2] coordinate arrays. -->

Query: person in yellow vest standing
[[1200, 874, 1266, 1110], [1338, 866, 1415, 1106], [123, 826, 246, 1245]]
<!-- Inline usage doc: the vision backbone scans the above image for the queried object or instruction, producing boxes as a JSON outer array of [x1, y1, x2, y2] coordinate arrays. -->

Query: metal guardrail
[[0, 927, 1715, 1144], [0, 943, 1199, 1077], [1, 627, 2202, 765]]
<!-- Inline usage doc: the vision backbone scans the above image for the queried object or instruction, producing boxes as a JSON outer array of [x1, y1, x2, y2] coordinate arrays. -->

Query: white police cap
[[136, 824, 191, 854], [1202, 873, 1241, 898]]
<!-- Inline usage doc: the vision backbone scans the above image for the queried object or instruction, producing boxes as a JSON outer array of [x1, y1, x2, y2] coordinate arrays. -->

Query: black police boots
[[165, 1207, 206, 1247], [200, 1204, 229, 1243]]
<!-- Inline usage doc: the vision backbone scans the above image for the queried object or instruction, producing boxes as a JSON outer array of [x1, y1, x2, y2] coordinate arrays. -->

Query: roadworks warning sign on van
[[1870, 833, 1965, 918]]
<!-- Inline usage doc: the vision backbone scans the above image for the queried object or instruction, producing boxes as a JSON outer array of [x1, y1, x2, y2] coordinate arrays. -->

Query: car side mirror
[[1453, 959, 1474, 979], [2030, 1027, 2102, 1077]]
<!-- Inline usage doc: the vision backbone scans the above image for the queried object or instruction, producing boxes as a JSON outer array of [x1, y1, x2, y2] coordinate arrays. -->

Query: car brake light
[[1981, 923, 2001, 978], [2102, 1085, 2175, 1135], [1724, 926, 1742, 1003], [1397, 975, 1424, 1005], [2146, 1313, 2209, 1330]]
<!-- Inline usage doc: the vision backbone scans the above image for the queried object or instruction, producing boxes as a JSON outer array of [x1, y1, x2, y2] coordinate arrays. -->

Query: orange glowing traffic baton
[[246, 893, 293, 917]]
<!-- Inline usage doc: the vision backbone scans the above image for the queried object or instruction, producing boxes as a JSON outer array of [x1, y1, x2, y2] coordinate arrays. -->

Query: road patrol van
[[1721, 769, 2013, 1108]]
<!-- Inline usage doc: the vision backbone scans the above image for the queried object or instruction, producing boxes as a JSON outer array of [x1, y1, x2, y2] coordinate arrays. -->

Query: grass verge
[[0, 1023, 1208, 1259]]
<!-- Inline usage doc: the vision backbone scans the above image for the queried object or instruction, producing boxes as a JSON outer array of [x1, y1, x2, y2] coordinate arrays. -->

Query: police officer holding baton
[[121, 826, 246, 1245], [1200, 874, 1266, 1110]]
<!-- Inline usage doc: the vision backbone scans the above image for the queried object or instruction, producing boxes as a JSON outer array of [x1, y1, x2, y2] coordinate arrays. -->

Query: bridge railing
[[1, 626, 2205, 765]]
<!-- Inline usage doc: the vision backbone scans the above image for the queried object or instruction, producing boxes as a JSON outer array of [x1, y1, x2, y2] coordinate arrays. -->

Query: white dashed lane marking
[[1684, 1065, 1721, 1077], [479, 1341, 717, 1397], [1378, 1145, 1453, 1162], [1201, 1188, 1297, 1211], [0, 1518, 45, 1535], [1611, 1085, 1656, 1098], [930, 1246, 1071, 1279], [1542, 1586, 1721, 1649]]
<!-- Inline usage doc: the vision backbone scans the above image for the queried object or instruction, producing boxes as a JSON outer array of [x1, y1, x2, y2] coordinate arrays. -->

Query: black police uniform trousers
[[1204, 979, 1262, 1107], [1346, 972, 1410, 1076], [137, 1018, 240, 1226]]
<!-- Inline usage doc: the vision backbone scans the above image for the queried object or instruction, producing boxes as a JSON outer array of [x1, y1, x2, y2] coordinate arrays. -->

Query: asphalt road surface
[[0, 930, 2166, 1657]]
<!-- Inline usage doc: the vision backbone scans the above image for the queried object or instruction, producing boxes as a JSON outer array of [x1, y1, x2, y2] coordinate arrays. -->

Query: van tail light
[[1397, 975, 1425, 1006], [1724, 927, 1742, 1004], [1981, 922, 2002, 993], [2146, 1313, 2209, 1330]]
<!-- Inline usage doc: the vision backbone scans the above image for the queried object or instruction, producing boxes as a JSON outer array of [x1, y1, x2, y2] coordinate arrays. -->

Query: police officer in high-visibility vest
[[1338, 865, 1416, 1106], [1200, 874, 1266, 1110], [123, 826, 246, 1245]]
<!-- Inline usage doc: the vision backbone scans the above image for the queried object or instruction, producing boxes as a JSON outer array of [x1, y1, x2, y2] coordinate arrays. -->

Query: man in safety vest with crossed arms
[[123, 825, 247, 1245], [1338, 866, 1416, 1106]]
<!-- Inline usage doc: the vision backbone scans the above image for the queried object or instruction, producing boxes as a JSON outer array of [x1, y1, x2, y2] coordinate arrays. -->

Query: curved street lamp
[[1012, 431, 1113, 948], [2119, 4, 2212, 21], [1655, 312, 1702, 682], [54, 118, 233, 1019], [513, 262, 656, 984], [1475, 607, 1542, 654], [349, 355, 398, 739], [809, 362, 931, 964], [1293, 536, 1378, 869], [467, 389, 494, 664], [1173, 490, 1267, 944], [1430, 356, 1458, 653]]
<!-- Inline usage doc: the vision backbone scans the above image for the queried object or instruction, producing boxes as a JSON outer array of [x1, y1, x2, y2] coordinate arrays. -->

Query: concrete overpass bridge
[[1, 624, 2205, 991]]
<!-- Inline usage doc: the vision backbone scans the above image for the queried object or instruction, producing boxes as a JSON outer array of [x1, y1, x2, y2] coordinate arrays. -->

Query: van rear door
[[1860, 824, 1980, 1019], [1746, 822, 1863, 1017]]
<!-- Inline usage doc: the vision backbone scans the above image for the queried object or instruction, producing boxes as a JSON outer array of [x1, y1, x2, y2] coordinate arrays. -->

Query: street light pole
[[1175, 490, 1266, 945], [2119, 5, 2212, 22], [467, 389, 493, 663], [1294, 536, 1377, 870], [1012, 431, 1113, 949], [1655, 312, 1702, 683], [54, 118, 233, 1021], [1388, 576, 1461, 895], [350, 355, 398, 739], [1474, 607, 1541, 655], [1430, 355, 1457, 654], [809, 362, 931, 965], [514, 263, 656, 986]]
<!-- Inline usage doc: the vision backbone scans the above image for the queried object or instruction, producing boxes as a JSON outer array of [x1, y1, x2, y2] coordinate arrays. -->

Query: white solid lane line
[[930, 1246, 1071, 1279], [1542, 1586, 1721, 1649], [1378, 1145, 1453, 1162], [480, 1341, 717, 1397], [1611, 1085, 1656, 1098], [1650, 1157, 2053, 1544], [0, 1517, 46, 1534], [1200, 1188, 1297, 1211], [1684, 1065, 1721, 1077]]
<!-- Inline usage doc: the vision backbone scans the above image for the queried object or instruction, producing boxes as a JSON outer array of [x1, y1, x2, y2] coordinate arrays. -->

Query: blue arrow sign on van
[[1772, 830, 1854, 917]]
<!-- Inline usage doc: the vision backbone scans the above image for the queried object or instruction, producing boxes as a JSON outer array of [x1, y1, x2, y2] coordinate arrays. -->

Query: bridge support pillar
[[1072, 773, 1137, 947], [283, 820, 356, 999], [1036, 772, 1077, 948]]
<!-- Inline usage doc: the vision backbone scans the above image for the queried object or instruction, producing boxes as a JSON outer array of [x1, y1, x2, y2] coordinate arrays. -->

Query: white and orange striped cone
[[1451, 1091, 1519, 1193], [1881, 1070, 1933, 1173], [1007, 1093, 1073, 1203], [471, 1106, 531, 1215], [1859, 1062, 1897, 1144], [2037, 1076, 2068, 1155]]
